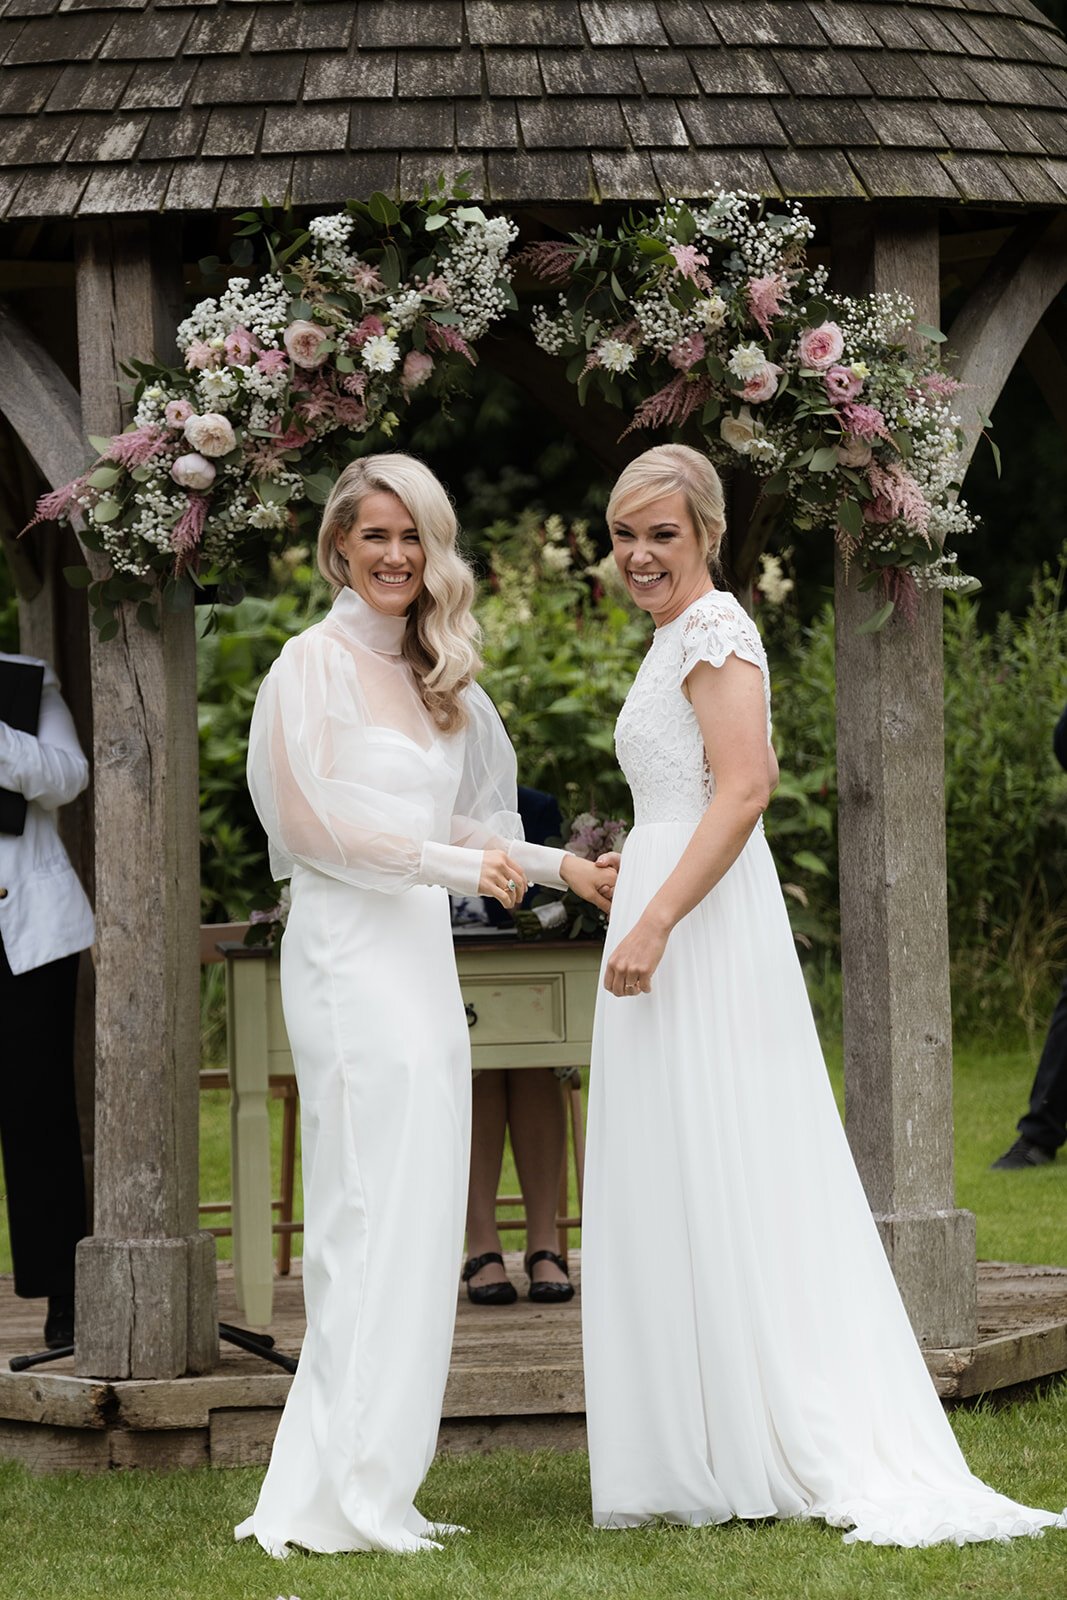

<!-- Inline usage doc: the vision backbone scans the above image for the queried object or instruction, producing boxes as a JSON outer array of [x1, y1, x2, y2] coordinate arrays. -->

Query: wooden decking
[[1, 1256, 1065, 1472]]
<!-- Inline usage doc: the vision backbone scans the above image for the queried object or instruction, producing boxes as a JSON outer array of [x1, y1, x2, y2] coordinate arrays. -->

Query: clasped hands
[[479, 849, 619, 915]]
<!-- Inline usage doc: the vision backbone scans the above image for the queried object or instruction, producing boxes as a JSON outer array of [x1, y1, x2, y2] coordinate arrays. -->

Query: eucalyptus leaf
[[63, 565, 94, 589], [856, 601, 895, 636], [93, 499, 122, 524], [88, 465, 122, 490]]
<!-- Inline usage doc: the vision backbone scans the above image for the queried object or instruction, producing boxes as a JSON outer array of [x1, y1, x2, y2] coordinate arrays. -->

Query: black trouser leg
[[0, 939, 86, 1299], [1018, 972, 1067, 1155]]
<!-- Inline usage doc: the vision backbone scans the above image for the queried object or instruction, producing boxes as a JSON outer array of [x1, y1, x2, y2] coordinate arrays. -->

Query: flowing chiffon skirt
[[235, 865, 470, 1556], [582, 820, 1067, 1547]]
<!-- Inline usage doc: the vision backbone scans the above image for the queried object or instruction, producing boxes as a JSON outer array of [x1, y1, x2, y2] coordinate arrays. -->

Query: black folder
[[0, 660, 45, 836]]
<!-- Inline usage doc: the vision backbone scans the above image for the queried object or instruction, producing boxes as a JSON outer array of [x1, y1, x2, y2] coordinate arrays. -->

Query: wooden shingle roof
[[1, 0, 1066, 220]]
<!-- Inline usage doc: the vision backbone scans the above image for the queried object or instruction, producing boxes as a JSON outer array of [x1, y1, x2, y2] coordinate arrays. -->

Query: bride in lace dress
[[581, 443, 1066, 1547], [238, 455, 612, 1558]]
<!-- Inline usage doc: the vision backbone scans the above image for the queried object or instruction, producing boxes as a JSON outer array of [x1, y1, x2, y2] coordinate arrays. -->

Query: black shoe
[[525, 1249, 575, 1304], [44, 1295, 75, 1350], [991, 1137, 1056, 1171], [461, 1252, 518, 1306]]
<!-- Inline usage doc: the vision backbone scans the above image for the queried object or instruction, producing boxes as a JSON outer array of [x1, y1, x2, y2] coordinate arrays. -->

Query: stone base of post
[[75, 1232, 219, 1379], [873, 1207, 977, 1349]]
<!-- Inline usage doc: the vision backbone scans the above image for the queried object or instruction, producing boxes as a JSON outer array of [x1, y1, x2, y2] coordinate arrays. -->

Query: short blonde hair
[[606, 444, 726, 573], [316, 453, 481, 732]]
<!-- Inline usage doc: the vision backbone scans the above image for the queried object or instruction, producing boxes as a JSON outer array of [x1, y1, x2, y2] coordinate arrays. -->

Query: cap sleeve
[[678, 597, 772, 738]]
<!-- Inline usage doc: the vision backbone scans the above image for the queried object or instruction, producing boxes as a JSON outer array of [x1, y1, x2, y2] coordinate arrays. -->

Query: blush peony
[[164, 398, 195, 429], [797, 322, 845, 371], [170, 452, 217, 490], [740, 361, 782, 403], [401, 350, 434, 390], [283, 319, 331, 370]]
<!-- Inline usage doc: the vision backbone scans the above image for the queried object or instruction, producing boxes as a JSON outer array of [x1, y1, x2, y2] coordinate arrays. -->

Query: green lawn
[[1, 1399, 1066, 1600], [0, 1027, 1065, 1600]]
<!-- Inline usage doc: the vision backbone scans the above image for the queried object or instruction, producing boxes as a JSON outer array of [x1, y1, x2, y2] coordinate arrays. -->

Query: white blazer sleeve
[[0, 671, 89, 812]]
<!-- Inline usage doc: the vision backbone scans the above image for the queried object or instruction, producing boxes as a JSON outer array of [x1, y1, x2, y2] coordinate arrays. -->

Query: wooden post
[[72, 218, 217, 1378], [830, 209, 976, 1349]]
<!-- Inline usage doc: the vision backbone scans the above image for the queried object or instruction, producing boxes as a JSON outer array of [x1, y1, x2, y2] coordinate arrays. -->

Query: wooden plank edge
[[926, 1318, 1067, 1399]]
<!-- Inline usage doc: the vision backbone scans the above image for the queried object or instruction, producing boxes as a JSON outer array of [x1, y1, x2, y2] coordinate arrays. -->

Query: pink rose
[[283, 319, 330, 370], [741, 361, 782, 404], [401, 350, 434, 390], [170, 452, 216, 491], [224, 325, 259, 366], [255, 349, 289, 375], [184, 339, 218, 372], [825, 365, 863, 402], [183, 412, 237, 457], [837, 435, 873, 468], [667, 332, 706, 372], [164, 398, 195, 429], [797, 321, 845, 371]]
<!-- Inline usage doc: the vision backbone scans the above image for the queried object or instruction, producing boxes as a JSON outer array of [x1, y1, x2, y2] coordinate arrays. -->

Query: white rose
[[361, 334, 400, 374], [720, 406, 760, 452], [183, 412, 237, 457], [837, 435, 873, 467], [170, 452, 216, 491], [695, 294, 727, 331]]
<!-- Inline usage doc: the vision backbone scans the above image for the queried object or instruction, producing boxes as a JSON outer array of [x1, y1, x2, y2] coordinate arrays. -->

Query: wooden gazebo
[[0, 0, 1066, 1386]]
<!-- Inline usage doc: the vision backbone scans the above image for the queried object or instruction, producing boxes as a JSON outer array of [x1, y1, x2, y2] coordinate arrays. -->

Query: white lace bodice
[[615, 591, 772, 828]]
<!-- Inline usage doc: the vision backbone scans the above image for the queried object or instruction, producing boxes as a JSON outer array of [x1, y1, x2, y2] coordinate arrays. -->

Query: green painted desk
[[221, 937, 603, 1326]]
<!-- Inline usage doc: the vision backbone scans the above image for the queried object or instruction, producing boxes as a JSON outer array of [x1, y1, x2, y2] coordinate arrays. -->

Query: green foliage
[[197, 551, 329, 923], [476, 512, 651, 821], [760, 551, 1067, 1031]]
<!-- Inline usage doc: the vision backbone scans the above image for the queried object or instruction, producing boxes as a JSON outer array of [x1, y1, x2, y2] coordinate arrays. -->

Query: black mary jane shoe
[[525, 1249, 575, 1305], [461, 1251, 518, 1306]]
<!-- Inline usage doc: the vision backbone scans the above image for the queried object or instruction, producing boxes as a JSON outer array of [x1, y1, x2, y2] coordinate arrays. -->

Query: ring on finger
[[505, 877, 517, 895]]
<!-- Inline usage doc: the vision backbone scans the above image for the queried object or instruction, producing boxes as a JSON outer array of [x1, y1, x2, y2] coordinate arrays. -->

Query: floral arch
[[31, 179, 978, 636]]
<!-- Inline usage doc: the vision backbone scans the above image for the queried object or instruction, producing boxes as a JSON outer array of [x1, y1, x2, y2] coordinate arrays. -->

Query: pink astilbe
[[863, 460, 931, 537], [621, 374, 712, 438], [349, 260, 384, 293], [516, 241, 580, 286], [746, 271, 791, 338], [184, 339, 218, 371], [340, 370, 369, 397], [669, 244, 709, 281], [171, 493, 209, 574], [105, 426, 170, 468], [838, 402, 892, 442], [668, 332, 706, 372], [22, 475, 90, 534], [426, 321, 476, 365], [255, 349, 289, 375], [917, 371, 962, 401]]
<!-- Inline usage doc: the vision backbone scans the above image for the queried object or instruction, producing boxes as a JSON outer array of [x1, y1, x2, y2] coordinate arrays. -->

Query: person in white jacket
[[0, 651, 94, 1349]]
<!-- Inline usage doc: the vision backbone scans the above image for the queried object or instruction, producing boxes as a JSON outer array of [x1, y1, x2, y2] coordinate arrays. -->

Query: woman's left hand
[[603, 917, 669, 997]]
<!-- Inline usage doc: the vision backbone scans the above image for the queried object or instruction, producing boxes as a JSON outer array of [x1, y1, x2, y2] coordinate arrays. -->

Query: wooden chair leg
[[569, 1069, 586, 1206], [277, 1083, 298, 1277]]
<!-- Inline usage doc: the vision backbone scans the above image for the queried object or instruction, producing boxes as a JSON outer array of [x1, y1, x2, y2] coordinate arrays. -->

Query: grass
[[0, 1395, 1066, 1600], [0, 1013, 1064, 1599]]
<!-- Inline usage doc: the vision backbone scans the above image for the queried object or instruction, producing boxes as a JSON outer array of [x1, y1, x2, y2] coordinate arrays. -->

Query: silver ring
[[506, 878, 517, 894]]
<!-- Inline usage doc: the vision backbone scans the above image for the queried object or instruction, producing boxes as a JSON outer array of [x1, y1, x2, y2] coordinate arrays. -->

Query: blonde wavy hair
[[606, 444, 726, 574], [317, 453, 481, 732]]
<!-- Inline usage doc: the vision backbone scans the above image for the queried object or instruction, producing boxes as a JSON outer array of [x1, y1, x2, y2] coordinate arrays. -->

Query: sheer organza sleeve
[[247, 631, 485, 896], [447, 684, 569, 892]]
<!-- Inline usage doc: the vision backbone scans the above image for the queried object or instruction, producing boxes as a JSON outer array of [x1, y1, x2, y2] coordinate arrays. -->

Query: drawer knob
[[465, 1003, 478, 1029]]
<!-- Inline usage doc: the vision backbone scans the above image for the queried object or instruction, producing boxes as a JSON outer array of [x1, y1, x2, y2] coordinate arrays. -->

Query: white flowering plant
[[523, 191, 980, 626], [30, 177, 517, 636]]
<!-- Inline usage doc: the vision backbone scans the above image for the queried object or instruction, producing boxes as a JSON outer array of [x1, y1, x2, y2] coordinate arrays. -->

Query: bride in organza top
[[238, 454, 613, 1558]]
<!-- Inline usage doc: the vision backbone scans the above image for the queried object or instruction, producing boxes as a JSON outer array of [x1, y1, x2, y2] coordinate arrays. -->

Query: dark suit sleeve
[[1055, 703, 1067, 774]]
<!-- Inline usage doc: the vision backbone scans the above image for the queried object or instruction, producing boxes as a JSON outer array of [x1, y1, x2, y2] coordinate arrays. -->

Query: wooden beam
[[1021, 315, 1067, 445], [0, 297, 86, 493], [946, 212, 1067, 470], [830, 208, 976, 1350], [483, 330, 638, 479], [72, 216, 217, 1381]]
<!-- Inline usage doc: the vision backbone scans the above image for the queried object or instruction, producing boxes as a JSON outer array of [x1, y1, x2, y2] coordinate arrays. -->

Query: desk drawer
[[461, 974, 565, 1045]]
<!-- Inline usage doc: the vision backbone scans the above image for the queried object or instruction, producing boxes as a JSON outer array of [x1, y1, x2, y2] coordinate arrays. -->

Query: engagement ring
[[506, 878, 517, 894]]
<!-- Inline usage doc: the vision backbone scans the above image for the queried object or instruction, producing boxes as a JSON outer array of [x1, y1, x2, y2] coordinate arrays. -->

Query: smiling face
[[336, 488, 427, 615], [610, 488, 713, 625]]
